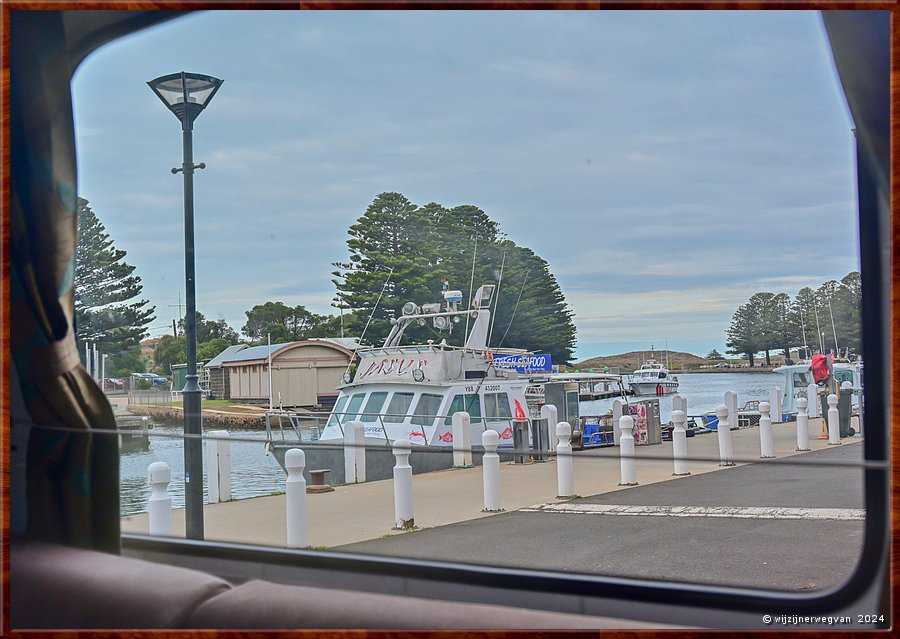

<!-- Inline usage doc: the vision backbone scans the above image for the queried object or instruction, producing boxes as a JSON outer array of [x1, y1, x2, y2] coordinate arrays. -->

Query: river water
[[119, 371, 784, 516]]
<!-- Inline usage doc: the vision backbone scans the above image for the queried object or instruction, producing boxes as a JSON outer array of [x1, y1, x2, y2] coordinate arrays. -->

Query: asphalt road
[[335, 442, 867, 592]]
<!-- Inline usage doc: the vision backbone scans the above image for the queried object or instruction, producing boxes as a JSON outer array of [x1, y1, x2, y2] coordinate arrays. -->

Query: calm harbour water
[[119, 371, 783, 516]]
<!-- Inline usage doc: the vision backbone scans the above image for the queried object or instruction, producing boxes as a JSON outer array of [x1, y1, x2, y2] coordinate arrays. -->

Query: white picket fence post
[[285, 448, 308, 548], [827, 394, 841, 445], [344, 420, 366, 483], [452, 411, 472, 467], [618, 415, 637, 486], [796, 397, 810, 451], [555, 422, 574, 497], [540, 404, 558, 457], [206, 430, 231, 503], [716, 404, 735, 466], [759, 402, 775, 458], [481, 430, 502, 511], [671, 410, 690, 476], [148, 462, 172, 536], [392, 439, 415, 528]]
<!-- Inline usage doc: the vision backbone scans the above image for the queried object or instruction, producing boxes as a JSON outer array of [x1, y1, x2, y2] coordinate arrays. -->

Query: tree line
[[725, 272, 861, 366], [75, 193, 576, 377]]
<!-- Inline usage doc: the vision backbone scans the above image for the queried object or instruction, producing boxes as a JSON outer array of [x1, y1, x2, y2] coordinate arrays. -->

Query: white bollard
[[672, 394, 688, 416], [540, 404, 559, 456], [148, 462, 172, 536], [716, 405, 735, 466], [612, 399, 626, 425], [807, 383, 821, 418], [671, 410, 690, 476], [827, 394, 841, 445], [725, 391, 738, 430], [206, 430, 231, 503], [452, 411, 473, 467], [392, 439, 415, 528], [344, 420, 366, 483], [285, 448, 309, 548], [482, 430, 502, 511], [796, 397, 810, 451], [618, 415, 637, 485], [555, 422, 574, 497], [758, 402, 775, 458], [768, 387, 781, 423]]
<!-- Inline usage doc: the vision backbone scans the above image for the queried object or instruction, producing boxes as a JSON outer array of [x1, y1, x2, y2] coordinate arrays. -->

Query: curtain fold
[[11, 10, 120, 553]]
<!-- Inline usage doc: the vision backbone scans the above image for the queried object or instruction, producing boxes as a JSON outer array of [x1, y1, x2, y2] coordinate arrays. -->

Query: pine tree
[[74, 197, 155, 361]]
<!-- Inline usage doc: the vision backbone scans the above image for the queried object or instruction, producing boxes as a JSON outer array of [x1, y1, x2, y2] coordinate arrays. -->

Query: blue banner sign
[[493, 354, 553, 372]]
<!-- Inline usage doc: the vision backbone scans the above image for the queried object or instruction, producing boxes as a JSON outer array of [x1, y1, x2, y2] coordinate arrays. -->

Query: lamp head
[[148, 72, 223, 127]]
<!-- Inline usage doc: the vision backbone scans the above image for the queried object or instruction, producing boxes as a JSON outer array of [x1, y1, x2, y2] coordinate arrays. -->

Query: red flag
[[811, 354, 830, 383]]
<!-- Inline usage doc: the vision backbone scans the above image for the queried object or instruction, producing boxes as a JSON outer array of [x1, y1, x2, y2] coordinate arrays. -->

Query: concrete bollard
[[796, 397, 810, 451], [482, 430, 502, 511], [392, 439, 415, 528], [807, 383, 821, 418], [725, 391, 738, 430], [540, 404, 559, 456], [148, 462, 173, 536], [206, 430, 231, 504], [827, 394, 841, 445], [716, 405, 735, 466], [618, 415, 637, 486], [768, 387, 782, 423], [758, 402, 775, 458], [671, 410, 690, 476], [612, 399, 626, 425], [555, 422, 574, 497], [344, 420, 366, 483], [452, 411, 473, 467], [285, 448, 309, 548], [672, 394, 687, 416]]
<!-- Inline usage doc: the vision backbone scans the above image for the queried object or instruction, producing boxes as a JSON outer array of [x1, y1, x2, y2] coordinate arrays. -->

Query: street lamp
[[148, 71, 223, 540]]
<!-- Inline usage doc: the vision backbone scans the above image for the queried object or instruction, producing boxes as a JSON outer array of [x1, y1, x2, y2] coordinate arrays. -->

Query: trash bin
[[512, 420, 528, 464], [529, 418, 548, 461], [839, 385, 854, 437]]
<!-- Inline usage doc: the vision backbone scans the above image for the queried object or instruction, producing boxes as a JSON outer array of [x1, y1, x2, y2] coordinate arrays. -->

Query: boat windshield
[[411, 393, 444, 426], [444, 394, 482, 424], [343, 393, 365, 423], [359, 391, 388, 422], [384, 392, 415, 423], [483, 392, 512, 422], [325, 395, 349, 429]]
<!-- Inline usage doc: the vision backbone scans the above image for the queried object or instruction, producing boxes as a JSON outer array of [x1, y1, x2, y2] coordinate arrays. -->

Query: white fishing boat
[[628, 358, 679, 396], [317, 282, 534, 446], [772, 358, 863, 415]]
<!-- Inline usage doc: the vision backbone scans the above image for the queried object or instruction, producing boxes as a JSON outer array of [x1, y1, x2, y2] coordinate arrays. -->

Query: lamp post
[[148, 71, 223, 540]]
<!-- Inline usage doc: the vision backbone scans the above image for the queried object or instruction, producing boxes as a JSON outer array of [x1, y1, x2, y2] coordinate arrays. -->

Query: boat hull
[[629, 381, 679, 396]]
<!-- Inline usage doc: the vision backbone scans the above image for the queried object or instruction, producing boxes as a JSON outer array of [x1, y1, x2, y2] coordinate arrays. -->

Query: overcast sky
[[72, 10, 859, 362]]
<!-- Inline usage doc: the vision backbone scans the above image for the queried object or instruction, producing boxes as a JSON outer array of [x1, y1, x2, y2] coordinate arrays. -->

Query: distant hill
[[574, 351, 711, 371]]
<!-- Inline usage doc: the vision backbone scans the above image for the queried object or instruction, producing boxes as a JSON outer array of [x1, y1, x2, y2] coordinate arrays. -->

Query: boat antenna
[[798, 294, 808, 357], [464, 233, 478, 341], [344, 266, 394, 376], [496, 267, 531, 348], [486, 250, 506, 347], [827, 298, 840, 355], [813, 295, 824, 353]]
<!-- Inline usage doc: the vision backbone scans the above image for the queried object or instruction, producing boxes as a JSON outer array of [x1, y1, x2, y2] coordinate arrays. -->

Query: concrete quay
[[121, 416, 852, 549]]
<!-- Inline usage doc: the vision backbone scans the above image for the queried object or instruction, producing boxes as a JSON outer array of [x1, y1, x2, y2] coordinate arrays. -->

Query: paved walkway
[[121, 417, 853, 548]]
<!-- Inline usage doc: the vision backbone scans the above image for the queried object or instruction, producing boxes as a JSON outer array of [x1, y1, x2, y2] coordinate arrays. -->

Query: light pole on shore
[[148, 71, 223, 540]]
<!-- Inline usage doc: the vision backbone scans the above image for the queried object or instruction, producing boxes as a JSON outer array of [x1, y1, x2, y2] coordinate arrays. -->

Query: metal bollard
[[758, 402, 775, 458], [671, 410, 690, 476], [285, 448, 309, 548], [555, 422, 574, 497], [206, 430, 231, 503], [827, 394, 841, 445], [482, 430, 502, 511], [796, 397, 810, 451], [541, 404, 559, 457], [392, 439, 415, 528], [344, 420, 366, 483], [716, 404, 735, 466], [452, 411, 472, 467], [148, 462, 172, 536], [618, 415, 637, 486]]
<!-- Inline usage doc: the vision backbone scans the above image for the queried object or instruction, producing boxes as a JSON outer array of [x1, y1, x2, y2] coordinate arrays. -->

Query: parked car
[[102, 378, 124, 391]]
